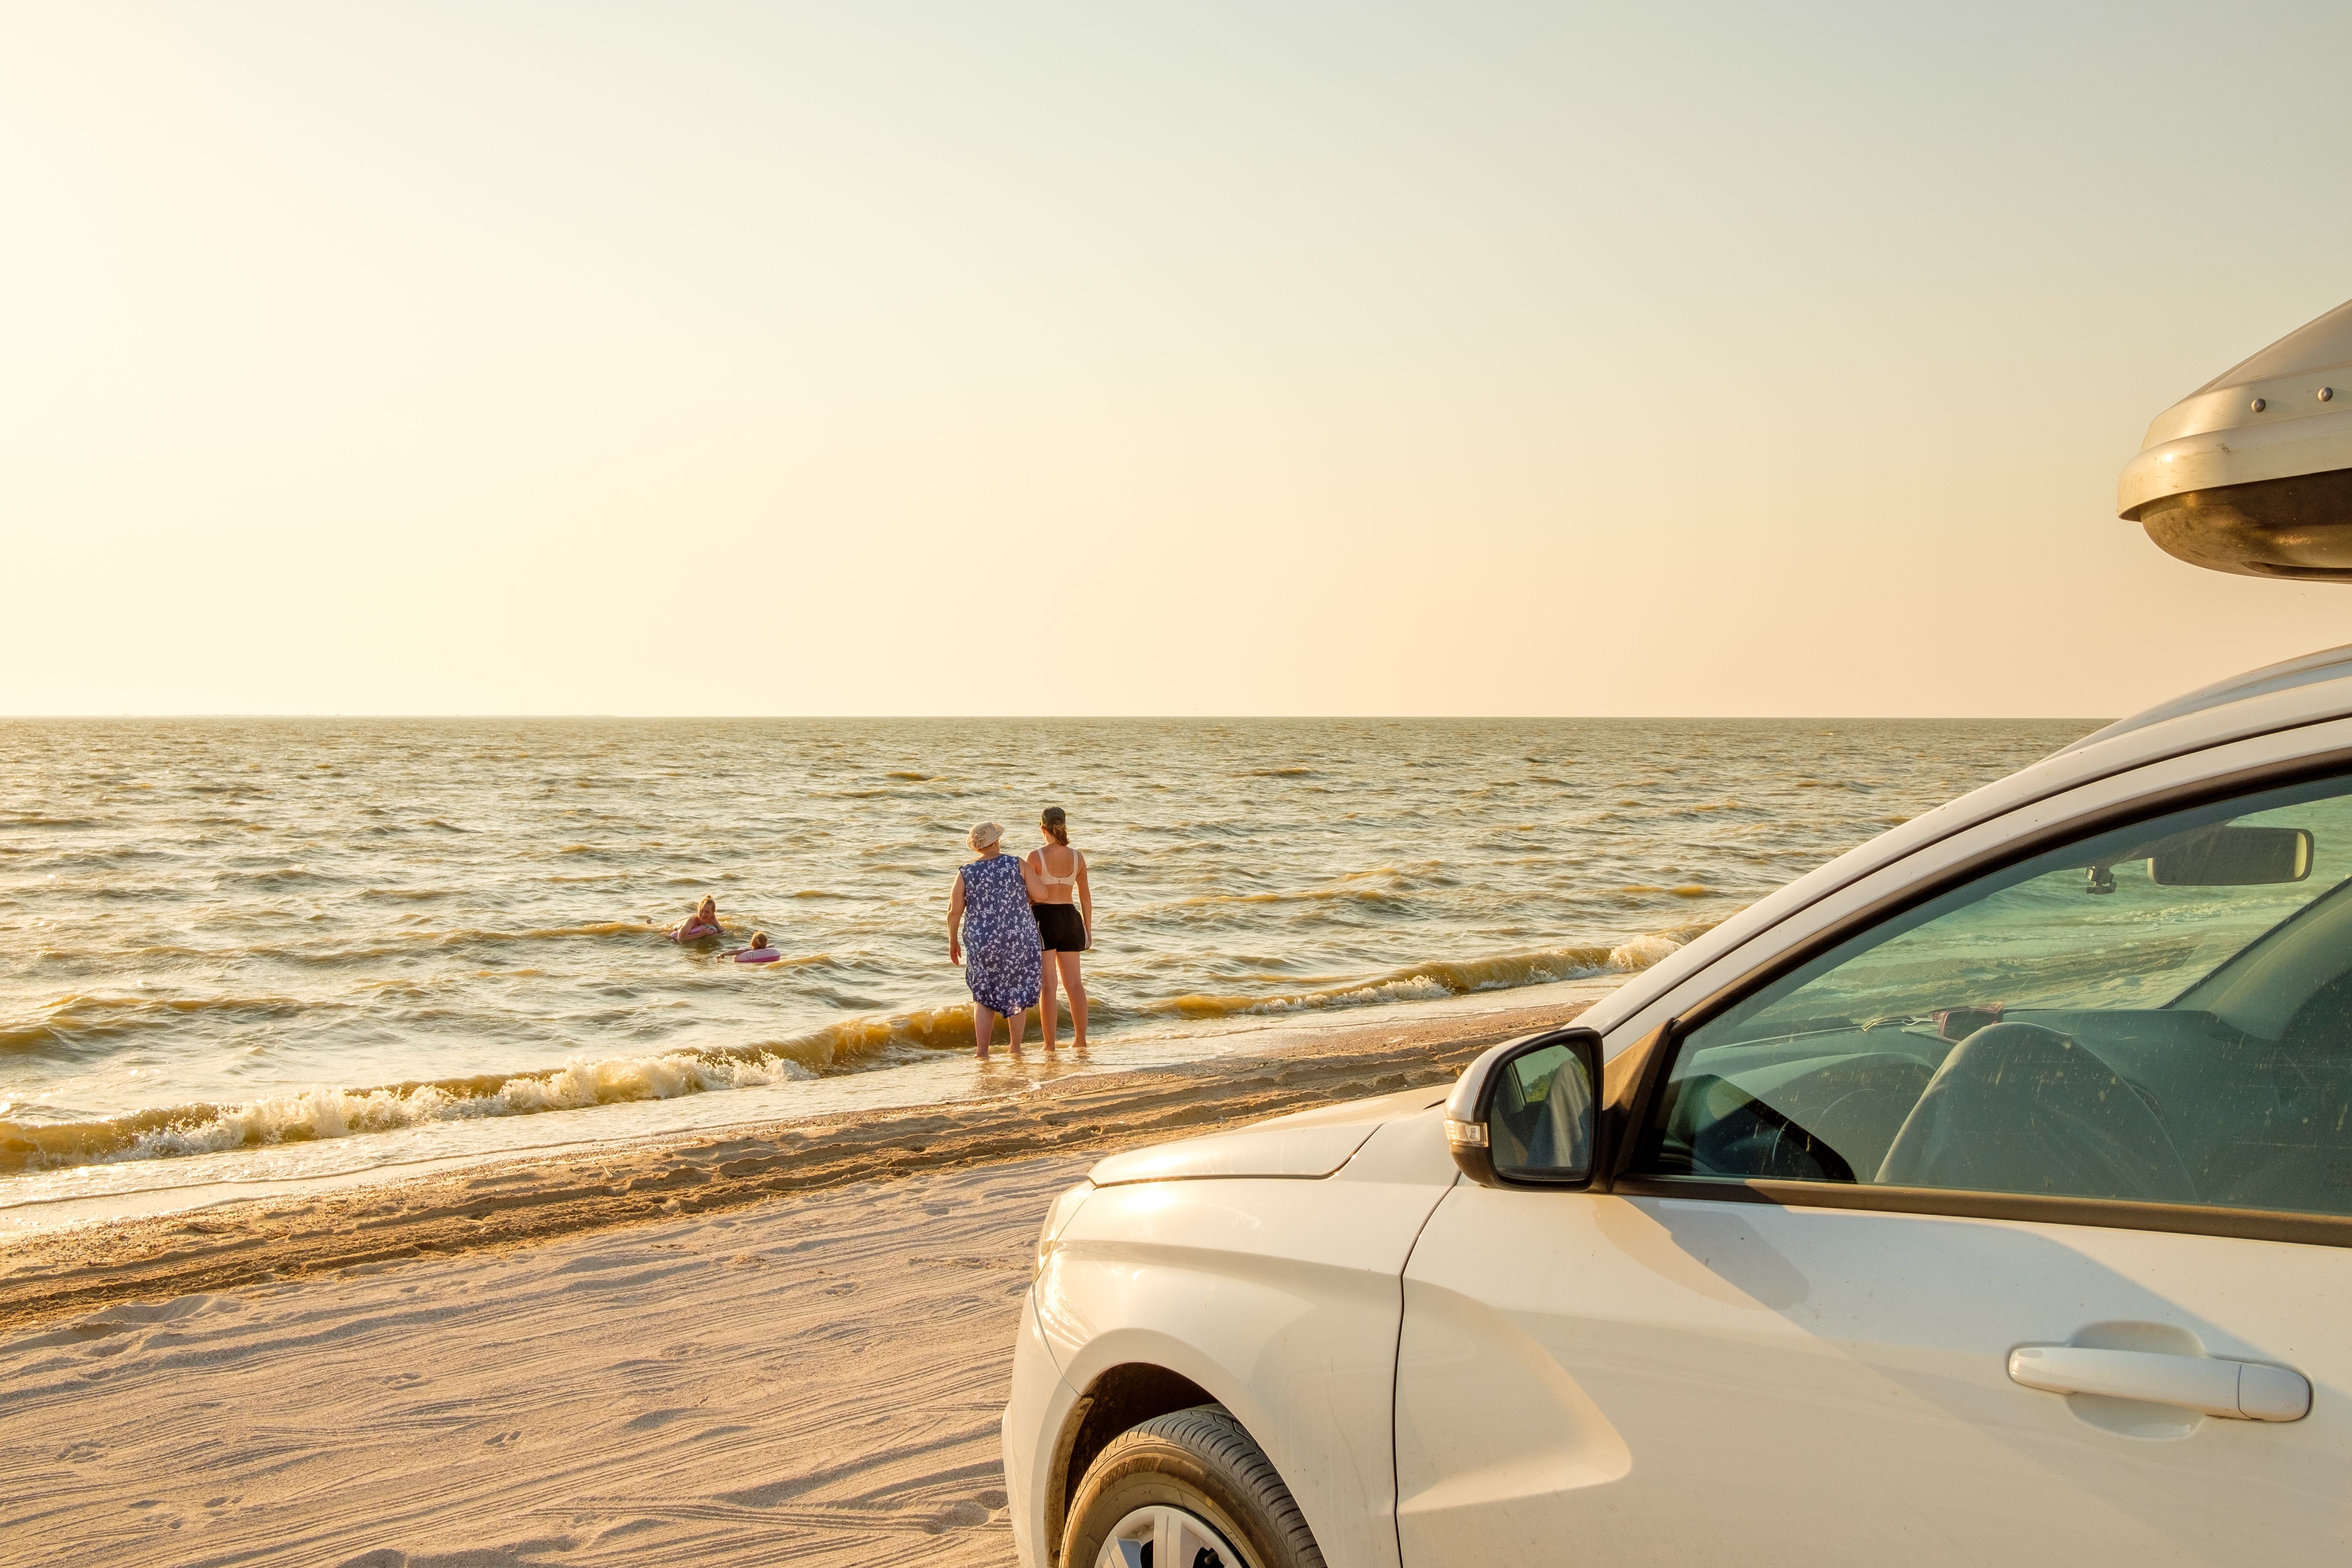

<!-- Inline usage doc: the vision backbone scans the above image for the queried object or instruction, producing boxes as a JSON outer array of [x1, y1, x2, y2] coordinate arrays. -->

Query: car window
[[1637, 773, 2352, 1217]]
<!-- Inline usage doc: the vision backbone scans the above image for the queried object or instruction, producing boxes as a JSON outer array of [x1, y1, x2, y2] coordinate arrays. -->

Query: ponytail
[[1041, 806, 1070, 846]]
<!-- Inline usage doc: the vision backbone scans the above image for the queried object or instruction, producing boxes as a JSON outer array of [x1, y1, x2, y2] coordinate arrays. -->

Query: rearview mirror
[[2149, 825, 2313, 886], [1444, 1027, 1605, 1188]]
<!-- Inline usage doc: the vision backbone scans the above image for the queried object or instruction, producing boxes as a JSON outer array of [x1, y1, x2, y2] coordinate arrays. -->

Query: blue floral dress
[[960, 853, 1042, 1016]]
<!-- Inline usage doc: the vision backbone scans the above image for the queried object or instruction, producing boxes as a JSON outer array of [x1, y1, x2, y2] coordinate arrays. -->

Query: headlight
[[1033, 1180, 1094, 1279]]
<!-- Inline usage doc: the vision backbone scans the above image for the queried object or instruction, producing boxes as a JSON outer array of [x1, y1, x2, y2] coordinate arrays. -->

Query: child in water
[[732, 931, 780, 964], [671, 896, 722, 941]]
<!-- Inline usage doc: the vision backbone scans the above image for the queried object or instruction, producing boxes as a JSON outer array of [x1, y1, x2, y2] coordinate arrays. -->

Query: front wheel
[[1062, 1405, 1326, 1568]]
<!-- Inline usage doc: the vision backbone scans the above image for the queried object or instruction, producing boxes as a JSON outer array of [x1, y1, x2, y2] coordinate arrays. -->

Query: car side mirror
[[1444, 1027, 1605, 1188]]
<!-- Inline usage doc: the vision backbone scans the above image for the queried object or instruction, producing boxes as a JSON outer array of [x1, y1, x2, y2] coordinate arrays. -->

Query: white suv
[[1002, 299, 2352, 1568]]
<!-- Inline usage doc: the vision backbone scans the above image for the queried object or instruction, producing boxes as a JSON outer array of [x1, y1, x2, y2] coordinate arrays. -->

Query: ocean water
[[0, 717, 2090, 1215]]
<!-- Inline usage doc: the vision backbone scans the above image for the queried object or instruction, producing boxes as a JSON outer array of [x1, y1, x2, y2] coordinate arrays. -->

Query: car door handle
[[2008, 1346, 2310, 1422]]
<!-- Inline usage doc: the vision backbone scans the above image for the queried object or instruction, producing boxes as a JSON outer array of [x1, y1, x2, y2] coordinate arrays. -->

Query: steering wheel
[[1876, 1021, 2197, 1202]]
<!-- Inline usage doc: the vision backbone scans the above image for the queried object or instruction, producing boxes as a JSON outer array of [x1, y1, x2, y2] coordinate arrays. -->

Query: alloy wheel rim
[[1094, 1502, 1246, 1568]]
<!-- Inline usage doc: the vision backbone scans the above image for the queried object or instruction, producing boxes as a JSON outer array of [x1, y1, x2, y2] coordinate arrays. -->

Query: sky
[[3, 0, 2351, 718]]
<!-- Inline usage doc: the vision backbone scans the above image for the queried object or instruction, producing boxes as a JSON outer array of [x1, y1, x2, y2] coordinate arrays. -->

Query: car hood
[[1087, 1086, 1444, 1186]]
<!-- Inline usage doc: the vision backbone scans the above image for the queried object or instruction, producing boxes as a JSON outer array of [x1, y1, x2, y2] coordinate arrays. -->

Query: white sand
[[0, 1152, 1087, 1567]]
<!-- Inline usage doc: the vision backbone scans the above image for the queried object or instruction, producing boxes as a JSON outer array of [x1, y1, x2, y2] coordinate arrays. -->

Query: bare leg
[[1039, 953, 1061, 1048], [1006, 1000, 1026, 1053], [973, 1003, 995, 1059], [1053, 949, 1088, 1047]]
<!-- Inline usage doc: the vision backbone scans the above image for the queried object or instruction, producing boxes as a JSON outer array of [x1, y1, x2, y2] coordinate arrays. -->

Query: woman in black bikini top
[[1026, 806, 1091, 1048]]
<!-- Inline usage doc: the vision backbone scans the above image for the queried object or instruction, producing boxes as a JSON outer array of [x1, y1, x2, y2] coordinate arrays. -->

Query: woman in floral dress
[[946, 821, 1045, 1058]]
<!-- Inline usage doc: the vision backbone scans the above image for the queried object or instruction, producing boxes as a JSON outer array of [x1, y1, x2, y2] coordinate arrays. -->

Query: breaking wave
[[0, 928, 1698, 1176], [0, 1048, 815, 1173], [0, 1004, 967, 1174], [1149, 931, 1691, 1020]]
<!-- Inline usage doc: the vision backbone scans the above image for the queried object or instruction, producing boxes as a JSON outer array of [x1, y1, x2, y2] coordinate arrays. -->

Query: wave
[[1175, 886, 1404, 907], [0, 921, 701, 1050], [0, 924, 1704, 1175], [0, 1001, 997, 1174], [218, 866, 342, 885], [8, 923, 837, 987], [247, 922, 671, 965], [0, 1050, 811, 1173], [1144, 931, 1692, 1022], [1159, 869, 1444, 908], [0, 993, 324, 1056]]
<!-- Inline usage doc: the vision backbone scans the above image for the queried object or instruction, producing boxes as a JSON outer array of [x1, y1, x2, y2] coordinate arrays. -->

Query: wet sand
[[0, 1001, 1584, 1567]]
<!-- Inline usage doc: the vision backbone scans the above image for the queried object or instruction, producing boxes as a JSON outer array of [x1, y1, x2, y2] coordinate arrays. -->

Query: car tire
[[1061, 1404, 1326, 1568]]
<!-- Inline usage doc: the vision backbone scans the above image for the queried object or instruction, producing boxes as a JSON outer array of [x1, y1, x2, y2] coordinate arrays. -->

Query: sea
[[0, 717, 2092, 1225]]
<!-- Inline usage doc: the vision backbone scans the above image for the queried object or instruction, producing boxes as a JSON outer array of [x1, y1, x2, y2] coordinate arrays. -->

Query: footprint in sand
[[820, 1281, 859, 1296], [922, 1499, 994, 1534], [483, 1430, 523, 1448], [619, 1409, 699, 1433]]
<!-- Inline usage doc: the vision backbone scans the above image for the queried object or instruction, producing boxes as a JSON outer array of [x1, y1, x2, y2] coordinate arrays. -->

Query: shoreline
[[0, 971, 1623, 1224], [0, 995, 1589, 1333]]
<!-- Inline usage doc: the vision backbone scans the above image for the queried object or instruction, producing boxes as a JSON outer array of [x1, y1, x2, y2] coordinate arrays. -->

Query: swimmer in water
[[671, 895, 722, 940], [732, 931, 781, 964]]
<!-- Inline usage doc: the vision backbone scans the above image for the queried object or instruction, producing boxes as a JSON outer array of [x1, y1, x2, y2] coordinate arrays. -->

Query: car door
[[1394, 762, 2352, 1567]]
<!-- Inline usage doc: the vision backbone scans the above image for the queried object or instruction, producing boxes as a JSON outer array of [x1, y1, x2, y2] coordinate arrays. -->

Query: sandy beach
[[0, 999, 1584, 1567]]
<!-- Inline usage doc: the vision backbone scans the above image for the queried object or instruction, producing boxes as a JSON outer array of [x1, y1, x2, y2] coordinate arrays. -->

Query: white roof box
[[2118, 298, 2352, 579]]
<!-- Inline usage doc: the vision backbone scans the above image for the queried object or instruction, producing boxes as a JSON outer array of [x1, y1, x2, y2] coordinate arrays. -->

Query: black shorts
[[1033, 902, 1087, 952]]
